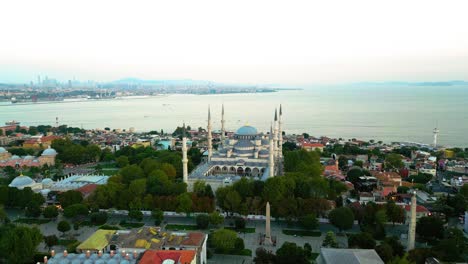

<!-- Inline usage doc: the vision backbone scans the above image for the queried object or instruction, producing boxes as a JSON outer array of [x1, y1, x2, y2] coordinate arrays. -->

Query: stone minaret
[[221, 104, 226, 147], [278, 104, 283, 158], [207, 106, 213, 161], [407, 191, 417, 250], [182, 123, 188, 184], [265, 201, 272, 243], [273, 109, 279, 159], [433, 126, 439, 147], [269, 124, 275, 178]]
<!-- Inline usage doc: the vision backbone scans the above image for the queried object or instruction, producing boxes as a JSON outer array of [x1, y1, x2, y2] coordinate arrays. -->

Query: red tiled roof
[[139, 250, 196, 264], [302, 143, 324, 148], [181, 232, 205, 247], [75, 184, 98, 196], [403, 205, 430, 213]]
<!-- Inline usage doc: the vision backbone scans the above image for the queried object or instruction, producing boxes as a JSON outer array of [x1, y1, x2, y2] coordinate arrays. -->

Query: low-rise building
[[316, 248, 384, 264]]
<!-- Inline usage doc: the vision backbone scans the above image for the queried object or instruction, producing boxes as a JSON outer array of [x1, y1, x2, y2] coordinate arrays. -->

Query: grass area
[[225, 227, 256, 233], [119, 222, 145, 228], [165, 224, 199, 230], [282, 229, 321, 237], [14, 218, 50, 224], [99, 224, 121, 230], [58, 239, 78, 246]]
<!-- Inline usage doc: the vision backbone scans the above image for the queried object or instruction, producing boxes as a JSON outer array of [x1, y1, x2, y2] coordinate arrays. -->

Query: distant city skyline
[[1, 0, 468, 86]]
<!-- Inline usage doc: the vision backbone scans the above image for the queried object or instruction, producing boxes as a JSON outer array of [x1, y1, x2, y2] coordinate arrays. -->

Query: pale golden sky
[[1, 0, 468, 85]]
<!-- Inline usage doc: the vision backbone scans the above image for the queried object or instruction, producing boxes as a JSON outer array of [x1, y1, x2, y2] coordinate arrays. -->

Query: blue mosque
[[183, 105, 284, 191]]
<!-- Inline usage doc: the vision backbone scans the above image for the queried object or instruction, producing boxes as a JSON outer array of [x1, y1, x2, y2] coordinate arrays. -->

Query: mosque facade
[[0, 146, 57, 168], [184, 105, 284, 191]]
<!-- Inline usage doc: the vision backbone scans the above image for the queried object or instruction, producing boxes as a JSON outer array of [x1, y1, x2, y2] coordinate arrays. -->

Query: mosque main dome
[[236, 125, 258, 136], [9, 175, 36, 188], [42, 148, 58, 156], [0, 147, 7, 153]]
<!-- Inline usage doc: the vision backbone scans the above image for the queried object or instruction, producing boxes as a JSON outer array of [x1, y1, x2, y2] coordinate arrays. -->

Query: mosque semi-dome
[[236, 125, 258, 136], [41, 178, 54, 185], [42, 148, 58, 156], [9, 175, 36, 188], [0, 147, 7, 153]]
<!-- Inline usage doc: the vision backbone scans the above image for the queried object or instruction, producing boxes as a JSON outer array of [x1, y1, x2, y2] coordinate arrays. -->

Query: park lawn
[[282, 229, 321, 237], [225, 227, 256, 233], [165, 224, 199, 230], [94, 163, 118, 169], [14, 218, 51, 224]]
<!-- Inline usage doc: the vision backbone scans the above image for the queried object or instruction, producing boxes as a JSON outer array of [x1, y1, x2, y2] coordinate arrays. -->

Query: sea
[[1, 85, 467, 147]]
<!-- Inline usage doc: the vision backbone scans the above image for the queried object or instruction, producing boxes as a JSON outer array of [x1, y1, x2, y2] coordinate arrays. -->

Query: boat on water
[[5, 120, 20, 126]]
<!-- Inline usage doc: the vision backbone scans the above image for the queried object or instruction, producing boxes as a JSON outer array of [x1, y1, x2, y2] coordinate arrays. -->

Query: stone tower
[[407, 191, 417, 250], [221, 104, 226, 147], [265, 202, 272, 244], [433, 127, 439, 147], [273, 109, 279, 159], [278, 104, 283, 158], [182, 123, 188, 184], [207, 106, 212, 161], [269, 124, 275, 178]]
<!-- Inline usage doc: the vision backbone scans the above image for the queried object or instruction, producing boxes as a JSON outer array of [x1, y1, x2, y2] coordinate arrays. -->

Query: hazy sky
[[1, 0, 468, 85]]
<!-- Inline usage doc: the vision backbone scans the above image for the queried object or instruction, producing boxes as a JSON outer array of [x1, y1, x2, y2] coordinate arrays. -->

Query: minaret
[[273, 109, 279, 159], [265, 202, 272, 244], [278, 104, 283, 158], [221, 104, 225, 147], [269, 124, 275, 178], [407, 191, 417, 250], [207, 106, 213, 161], [182, 123, 188, 184], [433, 126, 439, 148]]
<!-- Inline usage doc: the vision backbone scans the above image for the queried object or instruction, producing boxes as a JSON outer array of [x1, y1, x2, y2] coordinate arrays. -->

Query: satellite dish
[[331, 153, 337, 160]]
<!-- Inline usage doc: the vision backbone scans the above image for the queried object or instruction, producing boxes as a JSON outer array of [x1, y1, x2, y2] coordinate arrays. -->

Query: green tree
[[196, 214, 210, 229], [209, 211, 224, 227], [0, 225, 42, 263], [375, 243, 394, 263], [385, 153, 404, 171], [223, 190, 242, 215], [212, 228, 237, 253], [300, 213, 318, 230], [254, 247, 276, 264], [57, 220, 71, 235], [275, 242, 309, 264], [432, 228, 467, 262], [58, 190, 83, 208], [329, 207, 354, 232], [44, 235, 58, 251], [234, 217, 246, 230], [416, 216, 444, 242], [128, 210, 143, 222], [386, 201, 405, 225], [151, 209, 164, 225], [63, 203, 89, 218], [90, 211, 108, 225], [348, 232, 376, 249], [322, 231, 339, 248], [116, 155, 129, 168], [43, 205, 59, 218], [176, 193, 193, 216], [346, 167, 363, 182]]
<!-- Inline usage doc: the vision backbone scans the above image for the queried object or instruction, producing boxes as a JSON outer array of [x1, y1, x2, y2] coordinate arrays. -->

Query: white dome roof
[[236, 125, 258, 136], [9, 175, 36, 187], [24, 155, 34, 160], [42, 178, 54, 184], [42, 148, 58, 156], [0, 147, 7, 153], [10, 155, 20, 160]]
